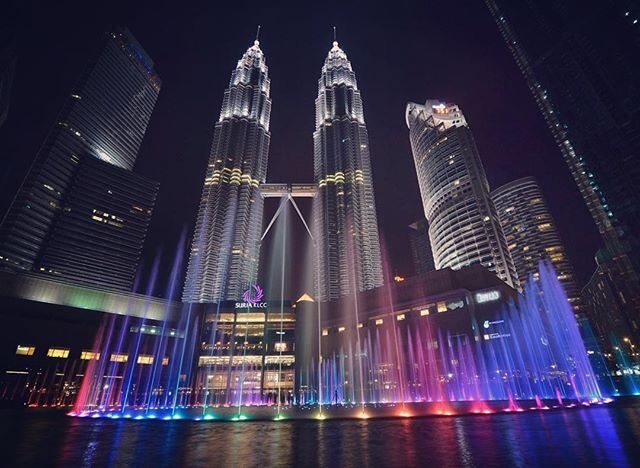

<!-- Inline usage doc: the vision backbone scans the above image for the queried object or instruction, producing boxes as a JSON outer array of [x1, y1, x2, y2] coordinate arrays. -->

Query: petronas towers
[[183, 39, 271, 303], [183, 36, 383, 303], [313, 41, 383, 300]]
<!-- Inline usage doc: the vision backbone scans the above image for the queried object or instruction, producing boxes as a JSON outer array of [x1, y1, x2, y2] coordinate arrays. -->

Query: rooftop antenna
[[255, 25, 261, 43], [333, 26, 337, 43]]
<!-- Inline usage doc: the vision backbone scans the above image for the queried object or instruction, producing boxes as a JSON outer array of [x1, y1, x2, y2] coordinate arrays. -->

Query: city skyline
[[0, 2, 602, 296], [1, 4, 639, 465]]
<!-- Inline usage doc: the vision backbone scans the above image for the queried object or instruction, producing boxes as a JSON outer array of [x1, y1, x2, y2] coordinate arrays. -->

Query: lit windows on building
[[274, 342, 288, 352], [492, 177, 581, 311], [375, 318, 384, 325], [137, 355, 154, 365], [406, 99, 517, 289], [437, 302, 448, 313], [47, 348, 70, 358], [80, 351, 100, 360], [110, 353, 128, 363], [15, 345, 35, 356]]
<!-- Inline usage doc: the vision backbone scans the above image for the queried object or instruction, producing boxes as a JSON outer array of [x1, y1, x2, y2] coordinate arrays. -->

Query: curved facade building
[[183, 40, 271, 303], [406, 100, 517, 288], [492, 177, 581, 311], [313, 41, 383, 301]]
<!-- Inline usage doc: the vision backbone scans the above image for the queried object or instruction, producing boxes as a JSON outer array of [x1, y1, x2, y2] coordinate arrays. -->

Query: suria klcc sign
[[235, 284, 268, 309]]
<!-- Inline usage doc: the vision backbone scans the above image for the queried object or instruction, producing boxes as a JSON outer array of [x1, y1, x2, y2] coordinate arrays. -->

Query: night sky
[[0, 1, 603, 296]]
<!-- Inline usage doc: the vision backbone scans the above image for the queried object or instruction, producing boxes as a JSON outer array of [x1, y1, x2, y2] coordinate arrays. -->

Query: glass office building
[[0, 28, 160, 291]]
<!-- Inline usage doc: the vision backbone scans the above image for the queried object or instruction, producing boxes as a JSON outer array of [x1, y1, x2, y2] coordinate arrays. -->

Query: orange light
[[393, 275, 405, 283]]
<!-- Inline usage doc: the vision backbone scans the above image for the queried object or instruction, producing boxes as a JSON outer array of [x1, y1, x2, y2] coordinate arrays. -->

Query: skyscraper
[[408, 218, 434, 275], [492, 177, 581, 311], [36, 156, 158, 291], [406, 100, 517, 288], [313, 40, 383, 301], [485, 1, 640, 278], [0, 27, 160, 291], [183, 39, 271, 303]]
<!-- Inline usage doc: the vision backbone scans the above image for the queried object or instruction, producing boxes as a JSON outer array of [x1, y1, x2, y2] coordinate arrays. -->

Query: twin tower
[[182, 38, 383, 303]]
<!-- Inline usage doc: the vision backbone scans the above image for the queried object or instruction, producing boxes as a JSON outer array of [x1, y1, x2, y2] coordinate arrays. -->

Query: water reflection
[[1, 403, 639, 467]]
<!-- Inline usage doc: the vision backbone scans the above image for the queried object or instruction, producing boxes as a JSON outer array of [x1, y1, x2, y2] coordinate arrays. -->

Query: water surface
[[2, 401, 640, 467]]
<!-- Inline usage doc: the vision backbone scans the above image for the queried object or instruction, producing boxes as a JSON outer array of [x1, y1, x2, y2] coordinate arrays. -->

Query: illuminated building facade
[[313, 40, 383, 301], [0, 28, 160, 291], [183, 39, 271, 303], [35, 156, 158, 291], [406, 100, 518, 288], [492, 177, 581, 311], [486, 1, 640, 341], [195, 299, 295, 406]]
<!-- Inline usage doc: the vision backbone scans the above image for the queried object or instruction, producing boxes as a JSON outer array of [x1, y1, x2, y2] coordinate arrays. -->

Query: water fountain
[[69, 193, 611, 421]]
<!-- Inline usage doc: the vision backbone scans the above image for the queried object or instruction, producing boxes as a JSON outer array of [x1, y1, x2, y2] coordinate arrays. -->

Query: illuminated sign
[[235, 284, 267, 309], [475, 290, 501, 304], [483, 319, 505, 329], [447, 300, 464, 310]]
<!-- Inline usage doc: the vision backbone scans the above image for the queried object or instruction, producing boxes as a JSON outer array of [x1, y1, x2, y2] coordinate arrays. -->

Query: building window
[[420, 309, 430, 316], [162, 357, 169, 366], [322, 329, 329, 336], [16, 345, 35, 356], [396, 314, 406, 321], [437, 302, 447, 313], [137, 355, 154, 365], [47, 348, 70, 358], [80, 351, 100, 360], [110, 353, 128, 363], [338, 326, 346, 333], [274, 342, 288, 352], [375, 318, 384, 325]]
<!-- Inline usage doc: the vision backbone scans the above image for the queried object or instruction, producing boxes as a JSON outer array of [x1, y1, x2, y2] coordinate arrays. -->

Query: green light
[[230, 414, 248, 421], [203, 414, 215, 420]]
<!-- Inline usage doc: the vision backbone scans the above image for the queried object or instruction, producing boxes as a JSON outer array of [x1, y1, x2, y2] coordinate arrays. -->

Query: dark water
[[2, 401, 640, 467]]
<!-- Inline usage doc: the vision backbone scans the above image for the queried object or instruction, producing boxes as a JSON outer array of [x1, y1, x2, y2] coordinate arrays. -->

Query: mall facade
[[0, 265, 530, 407]]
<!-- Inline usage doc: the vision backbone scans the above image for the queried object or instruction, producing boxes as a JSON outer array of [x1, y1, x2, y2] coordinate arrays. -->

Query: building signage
[[483, 319, 505, 329], [475, 290, 501, 304], [235, 284, 268, 309]]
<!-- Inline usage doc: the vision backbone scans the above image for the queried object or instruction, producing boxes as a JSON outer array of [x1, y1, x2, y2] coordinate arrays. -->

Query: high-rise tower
[[485, 1, 640, 275], [0, 28, 160, 291], [183, 39, 271, 303], [406, 100, 518, 288], [313, 40, 383, 301], [492, 177, 581, 311]]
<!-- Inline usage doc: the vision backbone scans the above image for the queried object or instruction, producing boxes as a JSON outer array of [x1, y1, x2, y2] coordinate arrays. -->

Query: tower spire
[[333, 26, 337, 45], [255, 25, 261, 44]]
